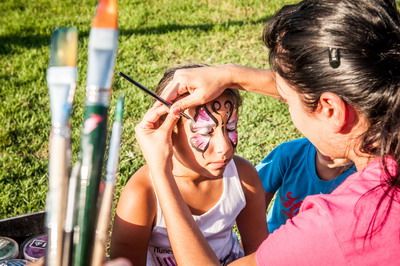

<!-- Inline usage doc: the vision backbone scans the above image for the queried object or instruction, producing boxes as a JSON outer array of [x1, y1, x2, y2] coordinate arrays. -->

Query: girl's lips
[[208, 160, 228, 169]]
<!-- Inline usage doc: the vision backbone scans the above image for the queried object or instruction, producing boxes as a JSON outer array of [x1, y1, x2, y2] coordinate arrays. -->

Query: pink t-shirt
[[256, 157, 400, 266]]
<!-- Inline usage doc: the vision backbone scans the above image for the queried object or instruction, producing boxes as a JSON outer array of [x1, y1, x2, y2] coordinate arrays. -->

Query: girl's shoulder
[[117, 165, 157, 217], [232, 155, 259, 184], [123, 165, 155, 194]]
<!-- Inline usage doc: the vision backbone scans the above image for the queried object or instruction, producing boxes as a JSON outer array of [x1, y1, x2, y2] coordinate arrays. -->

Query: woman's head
[[263, 0, 400, 166], [155, 64, 242, 178]]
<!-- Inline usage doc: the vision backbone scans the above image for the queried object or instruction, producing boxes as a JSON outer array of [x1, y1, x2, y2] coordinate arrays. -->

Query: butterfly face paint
[[219, 98, 238, 148], [189, 97, 239, 153], [189, 107, 216, 152], [226, 110, 238, 147]]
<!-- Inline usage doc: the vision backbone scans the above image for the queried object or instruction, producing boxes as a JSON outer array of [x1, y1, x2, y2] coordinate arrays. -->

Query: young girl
[[134, 0, 400, 265], [110, 65, 267, 265]]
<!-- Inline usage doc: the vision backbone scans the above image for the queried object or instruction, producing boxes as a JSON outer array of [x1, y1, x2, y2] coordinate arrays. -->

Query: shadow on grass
[[0, 16, 271, 55]]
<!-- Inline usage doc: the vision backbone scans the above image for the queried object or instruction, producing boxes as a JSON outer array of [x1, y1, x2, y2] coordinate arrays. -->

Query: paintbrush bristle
[[49, 27, 78, 67], [92, 0, 118, 28]]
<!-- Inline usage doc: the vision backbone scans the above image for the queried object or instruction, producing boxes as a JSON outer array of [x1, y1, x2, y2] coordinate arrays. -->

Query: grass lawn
[[0, 0, 301, 219]]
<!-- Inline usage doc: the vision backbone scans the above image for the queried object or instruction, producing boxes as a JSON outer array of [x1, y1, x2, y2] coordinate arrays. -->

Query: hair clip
[[328, 47, 341, 68]]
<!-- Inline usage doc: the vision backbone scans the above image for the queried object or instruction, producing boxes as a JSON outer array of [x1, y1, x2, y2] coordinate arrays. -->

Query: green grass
[[0, 0, 301, 219]]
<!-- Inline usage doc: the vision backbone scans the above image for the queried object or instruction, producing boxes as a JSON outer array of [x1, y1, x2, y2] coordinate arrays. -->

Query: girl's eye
[[196, 127, 214, 135], [226, 121, 237, 131]]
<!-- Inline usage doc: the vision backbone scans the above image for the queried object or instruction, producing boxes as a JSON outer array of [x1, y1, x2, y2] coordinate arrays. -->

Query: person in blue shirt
[[256, 138, 356, 233]]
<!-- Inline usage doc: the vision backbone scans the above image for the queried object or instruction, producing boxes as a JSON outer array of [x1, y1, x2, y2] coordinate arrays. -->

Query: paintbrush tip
[[49, 27, 78, 67], [92, 0, 118, 29]]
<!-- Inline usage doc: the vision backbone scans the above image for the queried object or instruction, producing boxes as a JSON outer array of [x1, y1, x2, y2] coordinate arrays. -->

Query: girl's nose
[[214, 131, 232, 158]]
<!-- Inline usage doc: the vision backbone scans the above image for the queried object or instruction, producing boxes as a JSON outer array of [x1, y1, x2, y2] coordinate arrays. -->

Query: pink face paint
[[190, 107, 216, 152], [190, 134, 211, 152], [226, 110, 238, 147]]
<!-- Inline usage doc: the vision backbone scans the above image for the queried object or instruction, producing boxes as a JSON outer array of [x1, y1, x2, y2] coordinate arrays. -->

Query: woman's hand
[[135, 105, 180, 171], [160, 65, 234, 111], [159, 64, 278, 113]]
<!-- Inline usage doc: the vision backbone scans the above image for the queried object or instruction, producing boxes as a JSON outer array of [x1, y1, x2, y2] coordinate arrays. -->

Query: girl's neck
[[171, 156, 203, 181]]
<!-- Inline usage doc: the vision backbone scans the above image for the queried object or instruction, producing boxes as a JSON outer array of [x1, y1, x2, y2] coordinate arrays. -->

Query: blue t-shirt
[[256, 138, 356, 233]]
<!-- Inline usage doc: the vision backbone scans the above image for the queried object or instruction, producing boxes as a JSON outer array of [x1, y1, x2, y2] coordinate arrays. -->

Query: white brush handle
[[46, 133, 69, 266]]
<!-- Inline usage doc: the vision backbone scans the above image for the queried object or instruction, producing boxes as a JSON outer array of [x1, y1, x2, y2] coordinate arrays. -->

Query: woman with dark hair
[[134, 0, 400, 265]]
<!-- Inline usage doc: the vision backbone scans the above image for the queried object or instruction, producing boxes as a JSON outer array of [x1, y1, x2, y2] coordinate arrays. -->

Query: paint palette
[[22, 234, 47, 262], [0, 237, 19, 261], [0, 259, 27, 266]]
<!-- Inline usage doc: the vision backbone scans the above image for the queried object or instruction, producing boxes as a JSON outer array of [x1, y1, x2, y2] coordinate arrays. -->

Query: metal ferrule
[[51, 125, 71, 138], [85, 86, 110, 105]]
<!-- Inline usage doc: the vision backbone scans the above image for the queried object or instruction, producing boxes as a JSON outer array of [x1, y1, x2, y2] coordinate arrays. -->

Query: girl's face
[[172, 92, 238, 178]]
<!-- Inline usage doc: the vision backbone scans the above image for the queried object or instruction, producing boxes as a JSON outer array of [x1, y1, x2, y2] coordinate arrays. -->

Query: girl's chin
[[204, 168, 226, 179]]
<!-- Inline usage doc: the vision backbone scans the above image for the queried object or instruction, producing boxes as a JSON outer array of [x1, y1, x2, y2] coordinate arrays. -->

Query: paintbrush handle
[[46, 132, 69, 266], [91, 183, 114, 266], [119, 72, 171, 106], [74, 105, 108, 264], [91, 97, 123, 266], [118, 72, 193, 121], [62, 161, 81, 266], [73, 1, 118, 264]]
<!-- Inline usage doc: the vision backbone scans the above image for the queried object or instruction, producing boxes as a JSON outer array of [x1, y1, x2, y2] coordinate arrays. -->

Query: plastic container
[[0, 237, 19, 260], [22, 234, 47, 262], [0, 259, 27, 266]]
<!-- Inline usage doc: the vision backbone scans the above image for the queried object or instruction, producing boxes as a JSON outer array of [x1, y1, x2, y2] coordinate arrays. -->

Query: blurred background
[[0, 0, 302, 219]]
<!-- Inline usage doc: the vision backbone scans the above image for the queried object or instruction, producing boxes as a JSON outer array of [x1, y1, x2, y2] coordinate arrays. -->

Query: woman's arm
[[135, 106, 220, 265], [110, 166, 156, 265], [234, 156, 269, 254], [161, 65, 278, 112]]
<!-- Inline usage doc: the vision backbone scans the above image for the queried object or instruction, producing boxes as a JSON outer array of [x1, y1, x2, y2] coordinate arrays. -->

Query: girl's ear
[[318, 92, 356, 133]]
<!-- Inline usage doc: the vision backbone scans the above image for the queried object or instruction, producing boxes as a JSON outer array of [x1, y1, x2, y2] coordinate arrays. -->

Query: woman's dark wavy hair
[[263, 0, 400, 240]]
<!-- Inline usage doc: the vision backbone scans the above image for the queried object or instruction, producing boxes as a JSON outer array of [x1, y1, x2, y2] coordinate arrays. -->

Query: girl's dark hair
[[263, 0, 400, 239], [155, 63, 242, 106]]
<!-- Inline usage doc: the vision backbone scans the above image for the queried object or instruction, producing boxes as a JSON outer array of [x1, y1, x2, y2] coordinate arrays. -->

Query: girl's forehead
[[189, 100, 237, 123]]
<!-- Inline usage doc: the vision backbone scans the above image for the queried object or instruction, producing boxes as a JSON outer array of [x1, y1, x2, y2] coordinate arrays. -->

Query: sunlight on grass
[[0, 0, 301, 218]]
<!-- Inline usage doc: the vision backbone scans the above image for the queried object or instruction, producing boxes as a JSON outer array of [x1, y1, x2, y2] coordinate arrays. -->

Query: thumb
[[160, 110, 180, 133]]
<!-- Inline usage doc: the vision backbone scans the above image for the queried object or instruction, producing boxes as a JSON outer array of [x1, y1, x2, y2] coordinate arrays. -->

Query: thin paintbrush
[[119, 71, 193, 121], [46, 27, 78, 266], [62, 161, 81, 266], [91, 96, 125, 266], [73, 0, 118, 265]]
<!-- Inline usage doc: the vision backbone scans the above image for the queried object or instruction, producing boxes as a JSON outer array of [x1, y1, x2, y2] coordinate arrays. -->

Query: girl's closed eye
[[226, 112, 238, 147], [226, 120, 237, 131], [195, 126, 214, 136]]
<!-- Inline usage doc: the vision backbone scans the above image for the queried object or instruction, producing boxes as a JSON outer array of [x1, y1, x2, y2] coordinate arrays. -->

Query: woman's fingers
[[160, 81, 182, 104], [138, 105, 170, 129], [170, 91, 208, 115], [160, 110, 180, 134]]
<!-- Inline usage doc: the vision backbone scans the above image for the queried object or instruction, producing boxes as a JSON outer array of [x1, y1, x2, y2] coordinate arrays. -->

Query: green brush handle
[[73, 105, 108, 265]]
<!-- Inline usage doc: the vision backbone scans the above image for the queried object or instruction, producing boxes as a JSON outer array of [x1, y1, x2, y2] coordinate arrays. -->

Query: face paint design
[[190, 107, 216, 152], [227, 110, 238, 147], [189, 98, 239, 152]]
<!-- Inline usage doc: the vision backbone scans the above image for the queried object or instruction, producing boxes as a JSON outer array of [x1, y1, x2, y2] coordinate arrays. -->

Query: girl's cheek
[[228, 131, 238, 147], [190, 134, 211, 152]]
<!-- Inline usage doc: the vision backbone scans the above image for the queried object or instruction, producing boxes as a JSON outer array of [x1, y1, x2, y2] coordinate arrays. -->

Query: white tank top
[[146, 159, 246, 266]]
